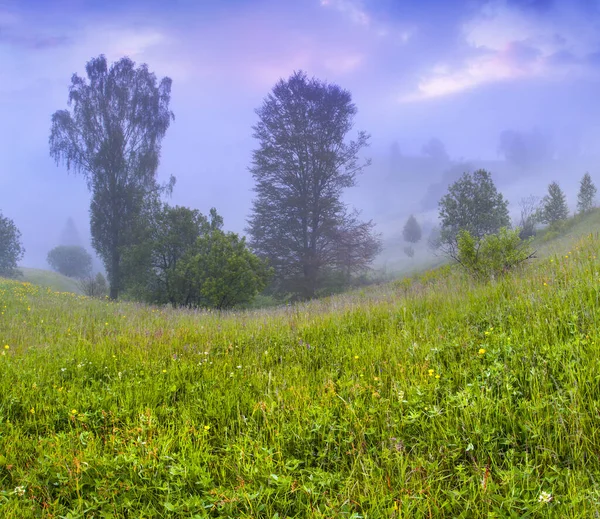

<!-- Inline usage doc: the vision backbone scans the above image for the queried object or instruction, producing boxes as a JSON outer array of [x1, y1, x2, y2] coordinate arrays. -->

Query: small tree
[[0, 211, 24, 278], [456, 227, 535, 280], [47, 245, 92, 278], [78, 272, 108, 298], [403, 245, 415, 258], [518, 195, 541, 239], [577, 173, 596, 214], [438, 169, 510, 256], [403, 215, 422, 244], [540, 181, 568, 224]]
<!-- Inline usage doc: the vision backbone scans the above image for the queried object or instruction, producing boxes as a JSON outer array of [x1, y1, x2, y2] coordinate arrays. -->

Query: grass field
[[18, 268, 82, 295], [1, 216, 600, 517]]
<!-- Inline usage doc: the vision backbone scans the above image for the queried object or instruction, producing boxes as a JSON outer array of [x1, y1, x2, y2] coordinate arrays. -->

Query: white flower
[[14, 486, 26, 496], [538, 491, 553, 503]]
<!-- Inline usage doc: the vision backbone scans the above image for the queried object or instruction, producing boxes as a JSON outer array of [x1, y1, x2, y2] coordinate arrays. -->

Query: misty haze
[[2, 0, 600, 515]]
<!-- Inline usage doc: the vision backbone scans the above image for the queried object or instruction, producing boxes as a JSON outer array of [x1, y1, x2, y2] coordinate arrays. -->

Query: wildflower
[[204, 425, 210, 431], [29, 408, 35, 414], [538, 491, 553, 503], [70, 409, 77, 415], [435, 374, 441, 379], [14, 486, 26, 496], [478, 348, 486, 355], [428, 369, 434, 376], [354, 355, 359, 360], [162, 369, 167, 373], [3, 344, 8, 350]]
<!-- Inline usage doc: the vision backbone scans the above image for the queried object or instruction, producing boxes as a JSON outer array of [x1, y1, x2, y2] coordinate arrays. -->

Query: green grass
[[1, 219, 600, 517], [18, 268, 82, 295]]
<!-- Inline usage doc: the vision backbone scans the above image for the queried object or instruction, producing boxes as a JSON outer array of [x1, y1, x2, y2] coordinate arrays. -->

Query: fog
[[1, 0, 599, 274]]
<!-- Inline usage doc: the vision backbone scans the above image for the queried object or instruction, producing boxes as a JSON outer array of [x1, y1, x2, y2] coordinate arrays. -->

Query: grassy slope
[[0, 216, 600, 517], [18, 267, 82, 295]]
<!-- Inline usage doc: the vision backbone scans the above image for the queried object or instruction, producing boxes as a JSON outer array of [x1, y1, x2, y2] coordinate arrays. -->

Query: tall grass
[[0, 234, 599, 517]]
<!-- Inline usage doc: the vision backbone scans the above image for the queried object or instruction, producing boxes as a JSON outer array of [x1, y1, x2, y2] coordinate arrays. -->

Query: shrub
[[78, 272, 108, 298], [456, 227, 534, 280]]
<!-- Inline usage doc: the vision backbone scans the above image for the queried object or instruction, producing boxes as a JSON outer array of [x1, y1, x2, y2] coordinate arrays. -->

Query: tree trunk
[[109, 247, 120, 300]]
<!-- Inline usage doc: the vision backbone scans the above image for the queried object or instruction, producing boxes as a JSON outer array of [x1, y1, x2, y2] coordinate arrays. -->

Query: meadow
[[1, 219, 600, 517]]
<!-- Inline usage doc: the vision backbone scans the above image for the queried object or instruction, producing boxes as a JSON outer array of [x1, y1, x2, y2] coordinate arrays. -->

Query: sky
[[1, 0, 600, 270]]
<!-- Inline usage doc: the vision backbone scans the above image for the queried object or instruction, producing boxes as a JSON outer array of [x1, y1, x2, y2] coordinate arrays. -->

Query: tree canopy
[[123, 202, 270, 309], [47, 245, 93, 278], [49, 55, 174, 299], [246, 70, 380, 300]]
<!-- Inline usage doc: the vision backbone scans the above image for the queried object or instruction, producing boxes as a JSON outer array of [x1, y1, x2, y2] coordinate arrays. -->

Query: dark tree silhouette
[[247, 71, 380, 299]]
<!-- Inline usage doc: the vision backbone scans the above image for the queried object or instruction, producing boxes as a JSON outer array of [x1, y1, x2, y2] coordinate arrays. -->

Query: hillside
[[1, 218, 600, 516], [18, 268, 82, 295]]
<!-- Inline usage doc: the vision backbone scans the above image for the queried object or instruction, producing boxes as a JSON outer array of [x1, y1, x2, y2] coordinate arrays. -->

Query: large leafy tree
[[47, 245, 92, 278], [0, 211, 24, 278], [247, 70, 380, 300], [49, 55, 174, 299], [540, 181, 569, 224], [577, 173, 596, 214], [438, 169, 510, 255]]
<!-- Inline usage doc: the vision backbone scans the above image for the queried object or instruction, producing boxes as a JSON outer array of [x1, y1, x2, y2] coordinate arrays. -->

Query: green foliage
[[179, 229, 272, 310], [247, 70, 380, 300], [438, 169, 510, 253], [402, 214, 422, 244], [2, 231, 600, 516], [577, 172, 596, 214], [46, 245, 92, 278], [541, 181, 569, 224], [124, 203, 269, 309], [0, 210, 24, 278], [50, 55, 174, 299], [457, 227, 534, 279], [123, 202, 215, 305]]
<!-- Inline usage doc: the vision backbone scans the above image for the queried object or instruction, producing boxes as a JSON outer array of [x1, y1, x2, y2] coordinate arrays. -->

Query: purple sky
[[1, 0, 600, 269]]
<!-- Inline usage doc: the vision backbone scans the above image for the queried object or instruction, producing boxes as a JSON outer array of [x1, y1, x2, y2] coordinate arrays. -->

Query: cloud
[[320, 0, 371, 26], [399, 0, 600, 101]]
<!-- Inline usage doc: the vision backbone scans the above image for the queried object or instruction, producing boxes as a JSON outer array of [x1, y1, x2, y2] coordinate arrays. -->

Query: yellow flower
[[354, 355, 359, 360], [478, 348, 486, 355], [204, 425, 210, 431], [71, 409, 77, 415], [428, 369, 434, 376], [435, 374, 441, 379], [162, 369, 167, 373], [3, 345, 8, 350], [29, 408, 35, 414]]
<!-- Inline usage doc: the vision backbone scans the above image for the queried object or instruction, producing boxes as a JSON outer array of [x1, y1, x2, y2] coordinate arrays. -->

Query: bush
[[456, 227, 534, 280], [78, 272, 108, 298]]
